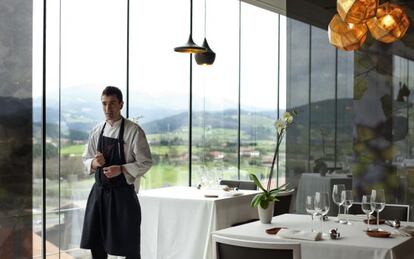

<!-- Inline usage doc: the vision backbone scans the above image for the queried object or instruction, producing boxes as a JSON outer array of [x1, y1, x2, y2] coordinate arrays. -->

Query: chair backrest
[[219, 180, 257, 190], [349, 202, 410, 221], [213, 234, 301, 259], [274, 189, 295, 216]]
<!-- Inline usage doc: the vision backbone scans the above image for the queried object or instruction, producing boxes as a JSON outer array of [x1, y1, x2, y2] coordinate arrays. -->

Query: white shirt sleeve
[[123, 126, 153, 178], [82, 126, 99, 175]]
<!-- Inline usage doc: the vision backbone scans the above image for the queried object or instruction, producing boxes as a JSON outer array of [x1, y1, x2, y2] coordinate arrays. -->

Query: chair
[[349, 202, 410, 221], [274, 189, 295, 216], [219, 180, 257, 190], [212, 234, 301, 259]]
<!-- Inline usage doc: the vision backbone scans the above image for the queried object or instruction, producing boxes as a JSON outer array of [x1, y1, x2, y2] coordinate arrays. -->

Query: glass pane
[[310, 26, 335, 170], [192, 0, 239, 187], [129, 0, 189, 189], [286, 18, 310, 188], [240, 2, 279, 187], [337, 51, 353, 171], [57, 0, 127, 257]]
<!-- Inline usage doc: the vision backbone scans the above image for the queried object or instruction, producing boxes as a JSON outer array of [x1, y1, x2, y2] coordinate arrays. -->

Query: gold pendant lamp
[[328, 14, 368, 51], [174, 0, 207, 54], [366, 2, 410, 43], [337, 0, 378, 24]]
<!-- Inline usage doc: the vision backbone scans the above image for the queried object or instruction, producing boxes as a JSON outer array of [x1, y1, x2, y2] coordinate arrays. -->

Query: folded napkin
[[337, 214, 373, 221], [399, 225, 414, 236], [276, 229, 322, 241]]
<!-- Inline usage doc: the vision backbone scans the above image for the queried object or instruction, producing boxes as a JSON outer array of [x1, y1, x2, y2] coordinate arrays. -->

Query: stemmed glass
[[314, 192, 330, 234], [371, 189, 386, 231], [341, 190, 353, 225], [361, 195, 374, 231], [305, 195, 316, 232], [332, 184, 345, 222]]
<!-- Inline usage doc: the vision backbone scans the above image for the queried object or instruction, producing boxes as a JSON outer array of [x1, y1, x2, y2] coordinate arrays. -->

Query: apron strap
[[118, 118, 126, 164], [97, 122, 107, 153]]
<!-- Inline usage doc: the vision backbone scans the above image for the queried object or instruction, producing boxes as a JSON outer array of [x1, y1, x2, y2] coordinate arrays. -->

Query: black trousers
[[91, 245, 140, 259]]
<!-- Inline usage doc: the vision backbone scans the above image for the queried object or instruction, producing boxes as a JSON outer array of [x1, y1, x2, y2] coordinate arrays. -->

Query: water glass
[[371, 189, 386, 231], [314, 192, 330, 234], [361, 195, 374, 231], [341, 190, 353, 225], [332, 184, 345, 222], [305, 195, 316, 232]]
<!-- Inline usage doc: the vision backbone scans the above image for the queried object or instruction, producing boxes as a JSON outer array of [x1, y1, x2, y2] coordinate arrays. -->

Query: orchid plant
[[249, 111, 297, 209]]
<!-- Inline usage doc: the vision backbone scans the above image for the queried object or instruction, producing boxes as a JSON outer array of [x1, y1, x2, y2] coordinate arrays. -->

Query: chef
[[80, 86, 152, 259]]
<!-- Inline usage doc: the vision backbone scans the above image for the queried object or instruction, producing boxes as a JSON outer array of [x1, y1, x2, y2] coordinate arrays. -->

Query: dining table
[[138, 186, 259, 259], [212, 213, 414, 259]]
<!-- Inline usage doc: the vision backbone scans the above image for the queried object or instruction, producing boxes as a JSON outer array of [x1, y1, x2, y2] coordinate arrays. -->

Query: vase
[[258, 202, 275, 224]]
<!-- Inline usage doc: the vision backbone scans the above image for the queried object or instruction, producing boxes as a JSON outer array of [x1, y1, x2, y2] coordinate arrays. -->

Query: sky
[[33, 0, 288, 111]]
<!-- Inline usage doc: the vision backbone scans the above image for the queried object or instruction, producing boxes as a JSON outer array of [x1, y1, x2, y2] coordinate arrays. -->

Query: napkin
[[276, 228, 322, 241], [337, 214, 373, 221]]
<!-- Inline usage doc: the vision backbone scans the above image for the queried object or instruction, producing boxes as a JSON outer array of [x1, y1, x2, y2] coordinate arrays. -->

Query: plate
[[364, 219, 385, 224], [222, 191, 244, 197], [366, 230, 391, 238]]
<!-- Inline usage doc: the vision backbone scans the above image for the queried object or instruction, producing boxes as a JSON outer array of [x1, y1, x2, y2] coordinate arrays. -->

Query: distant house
[[240, 147, 260, 158]]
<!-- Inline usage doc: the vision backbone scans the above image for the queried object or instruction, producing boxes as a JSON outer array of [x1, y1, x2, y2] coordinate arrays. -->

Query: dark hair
[[102, 86, 123, 102]]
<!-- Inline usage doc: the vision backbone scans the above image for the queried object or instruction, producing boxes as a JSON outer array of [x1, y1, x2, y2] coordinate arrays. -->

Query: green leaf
[[249, 173, 267, 192], [251, 193, 262, 208], [260, 199, 269, 209]]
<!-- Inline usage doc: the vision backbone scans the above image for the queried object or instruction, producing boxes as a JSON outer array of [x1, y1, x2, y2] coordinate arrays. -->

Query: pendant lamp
[[195, 0, 216, 65], [337, 0, 378, 24], [328, 14, 368, 51], [174, 0, 206, 54], [366, 2, 410, 43]]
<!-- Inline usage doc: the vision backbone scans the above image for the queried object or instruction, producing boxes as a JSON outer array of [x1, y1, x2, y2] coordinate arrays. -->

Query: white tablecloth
[[138, 186, 259, 259], [212, 214, 414, 259]]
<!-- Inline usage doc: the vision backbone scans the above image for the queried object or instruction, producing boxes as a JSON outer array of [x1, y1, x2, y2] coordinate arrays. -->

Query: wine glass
[[341, 190, 353, 225], [371, 189, 386, 231], [361, 194, 374, 231], [305, 195, 316, 232], [332, 184, 345, 222], [314, 192, 330, 234]]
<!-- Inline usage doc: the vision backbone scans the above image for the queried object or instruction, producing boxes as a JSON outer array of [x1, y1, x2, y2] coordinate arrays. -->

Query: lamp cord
[[190, 0, 193, 35], [204, 0, 207, 37]]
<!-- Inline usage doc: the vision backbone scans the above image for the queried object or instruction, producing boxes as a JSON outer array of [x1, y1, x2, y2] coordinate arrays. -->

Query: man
[[80, 86, 152, 259]]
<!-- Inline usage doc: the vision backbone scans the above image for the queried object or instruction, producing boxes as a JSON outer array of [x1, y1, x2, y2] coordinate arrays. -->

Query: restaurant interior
[[1, 0, 414, 258]]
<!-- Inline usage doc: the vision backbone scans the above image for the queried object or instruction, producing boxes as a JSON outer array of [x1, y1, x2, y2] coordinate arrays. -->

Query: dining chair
[[349, 202, 410, 221], [212, 234, 301, 259], [219, 180, 257, 190], [274, 189, 295, 216]]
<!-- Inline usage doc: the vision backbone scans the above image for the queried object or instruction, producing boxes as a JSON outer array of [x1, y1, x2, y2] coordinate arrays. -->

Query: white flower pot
[[258, 202, 274, 224]]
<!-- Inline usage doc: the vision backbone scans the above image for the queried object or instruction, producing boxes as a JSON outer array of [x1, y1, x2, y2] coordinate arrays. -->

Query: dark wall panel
[[0, 0, 33, 258]]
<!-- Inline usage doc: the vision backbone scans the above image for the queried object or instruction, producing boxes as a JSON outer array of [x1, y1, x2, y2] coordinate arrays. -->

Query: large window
[[240, 2, 279, 186], [129, 0, 190, 189], [192, 0, 240, 187]]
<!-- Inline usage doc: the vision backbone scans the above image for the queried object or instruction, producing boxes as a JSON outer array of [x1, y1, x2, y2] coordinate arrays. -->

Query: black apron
[[80, 118, 141, 256]]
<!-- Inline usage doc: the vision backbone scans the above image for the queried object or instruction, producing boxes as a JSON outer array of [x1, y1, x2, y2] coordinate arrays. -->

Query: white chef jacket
[[82, 117, 152, 192]]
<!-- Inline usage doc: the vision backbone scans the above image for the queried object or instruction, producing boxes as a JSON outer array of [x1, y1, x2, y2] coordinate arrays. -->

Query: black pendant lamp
[[174, 0, 206, 54], [195, 0, 216, 65]]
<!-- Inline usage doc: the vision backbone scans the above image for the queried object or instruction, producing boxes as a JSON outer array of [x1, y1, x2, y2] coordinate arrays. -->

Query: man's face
[[101, 95, 123, 121]]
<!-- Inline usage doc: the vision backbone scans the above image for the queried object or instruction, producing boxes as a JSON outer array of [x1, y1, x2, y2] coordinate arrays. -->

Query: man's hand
[[103, 165, 123, 178], [92, 152, 105, 169]]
